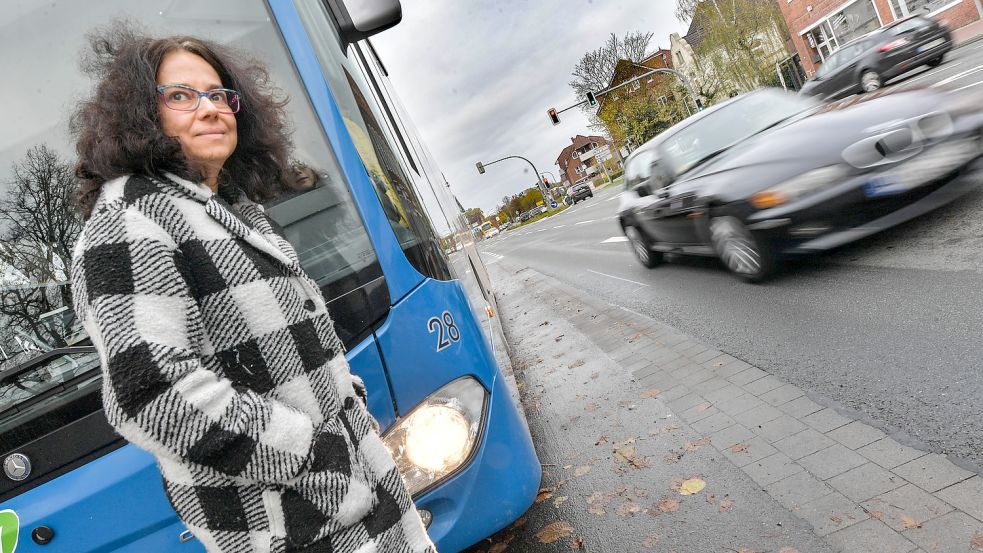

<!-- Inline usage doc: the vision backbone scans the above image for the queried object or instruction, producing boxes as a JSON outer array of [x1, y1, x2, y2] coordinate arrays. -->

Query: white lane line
[[552, 225, 567, 229], [955, 80, 983, 91], [935, 65, 983, 86], [575, 219, 597, 225], [898, 60, 963, 86], [601, 236, 629, 243], [587, 269, 649, 287], [482, 252, 504, 264]]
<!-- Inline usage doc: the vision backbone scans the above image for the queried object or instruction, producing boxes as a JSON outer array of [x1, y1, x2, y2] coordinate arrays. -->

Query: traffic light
[[476, 161, 485, 174], [586, 91, 598, 107], [695, 99, 704, 111], [547, 108, 560, 126], [543, 177, 551, 189]]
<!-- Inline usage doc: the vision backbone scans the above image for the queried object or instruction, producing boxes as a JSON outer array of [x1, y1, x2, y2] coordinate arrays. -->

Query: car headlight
[[382, 377, 488, 495], [750, 165, 849, 209]]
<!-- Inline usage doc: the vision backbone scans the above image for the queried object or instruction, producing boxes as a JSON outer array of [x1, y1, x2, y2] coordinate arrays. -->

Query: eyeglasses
[[156, 84, 241, 114]]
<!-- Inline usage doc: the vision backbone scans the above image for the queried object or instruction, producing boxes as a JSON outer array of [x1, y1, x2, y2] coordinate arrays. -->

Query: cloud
[[373, 0, 686, 212]]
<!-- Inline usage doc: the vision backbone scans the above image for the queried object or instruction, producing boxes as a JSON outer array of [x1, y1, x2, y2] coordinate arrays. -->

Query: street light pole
[[476, 155, 555, 211]]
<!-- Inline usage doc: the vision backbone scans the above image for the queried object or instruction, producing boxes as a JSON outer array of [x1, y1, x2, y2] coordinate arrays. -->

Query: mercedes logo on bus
[[3, 453, 31, 481]]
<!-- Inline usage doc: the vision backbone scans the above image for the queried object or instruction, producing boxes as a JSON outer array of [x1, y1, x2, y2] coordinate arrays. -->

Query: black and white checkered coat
[[72, 174, 435, 553]]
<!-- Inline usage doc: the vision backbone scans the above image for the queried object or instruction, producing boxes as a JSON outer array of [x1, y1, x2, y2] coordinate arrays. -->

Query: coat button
[[303, 299, 316, 312]]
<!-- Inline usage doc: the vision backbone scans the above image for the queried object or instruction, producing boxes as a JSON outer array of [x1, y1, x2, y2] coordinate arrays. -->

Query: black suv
[[568, 183, 594, 204]]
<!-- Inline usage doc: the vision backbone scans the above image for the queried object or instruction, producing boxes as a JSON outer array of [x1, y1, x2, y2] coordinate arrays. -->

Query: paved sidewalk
[[468, 259, 983, 553], [954, 18, 983, 46]]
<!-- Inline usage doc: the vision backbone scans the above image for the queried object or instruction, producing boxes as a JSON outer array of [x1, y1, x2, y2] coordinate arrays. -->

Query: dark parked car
[[800, 15, 952, 101], [617, 87, 983, 282], [568, 183, 594, 203]]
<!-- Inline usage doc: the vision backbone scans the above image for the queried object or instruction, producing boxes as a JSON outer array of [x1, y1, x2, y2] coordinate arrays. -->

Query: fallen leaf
[[705, 493, 716, 504], [535, 487, 554, 504], [569, 360, 585, 369], [695, 402, 713, 412], [585, 402, 599, 412], [684, 437, 711, 451], [664, 451, 684, 464], [554, 334, 564, 342], [778, 548, 801, 553], [590, 372, 600, 379], [730, 443, 749, 454], [635, 487, 649, 498], [719, 497, 734, 512], [563, 464, 573, 470], [868, 510, 884, 520], [570, 537, 585, 550], [615, 499, 642, 517], [488, 534, 515, 553], [539, 320, 550, 326], [595, 434, 609, 445], [639, 388, 661, 399], [900, 513, 922, 529], [971, 533, 983, 551], [656, 496, 680, 514], [574, 465, 592, 477], [628, 454, 651, 469], [678, 477, 706, 495], [553, 495, 568, 506], [587, 492, 614, 515], [642, 534, 659, 548], [536, 521, 574, 544]]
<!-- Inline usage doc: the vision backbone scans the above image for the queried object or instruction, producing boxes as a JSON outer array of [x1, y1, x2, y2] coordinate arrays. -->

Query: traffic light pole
[[476, 155, 554, 211]]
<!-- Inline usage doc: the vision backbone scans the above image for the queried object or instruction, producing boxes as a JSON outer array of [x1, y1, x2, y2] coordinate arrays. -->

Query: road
[[477, 39, 983, 471]]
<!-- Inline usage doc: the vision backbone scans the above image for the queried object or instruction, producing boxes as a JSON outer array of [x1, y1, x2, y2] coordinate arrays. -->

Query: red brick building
[[778, 0, 981, 76], [596, 49, 676, 111], [555, 135, 622, 187]]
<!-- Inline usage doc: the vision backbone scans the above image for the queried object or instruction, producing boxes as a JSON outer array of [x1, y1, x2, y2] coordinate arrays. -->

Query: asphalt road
[[478, 39, 983, 471]]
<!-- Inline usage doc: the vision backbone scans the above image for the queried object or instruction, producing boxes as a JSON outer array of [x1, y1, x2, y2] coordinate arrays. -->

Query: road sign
[[550, 200, 558, 209]]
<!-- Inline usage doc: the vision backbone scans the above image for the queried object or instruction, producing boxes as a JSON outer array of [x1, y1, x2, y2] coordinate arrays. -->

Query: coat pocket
[[279, 408, 380, 547]]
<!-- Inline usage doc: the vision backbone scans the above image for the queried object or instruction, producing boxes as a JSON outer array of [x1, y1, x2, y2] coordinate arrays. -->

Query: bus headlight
[[382, 377, 488, 495]]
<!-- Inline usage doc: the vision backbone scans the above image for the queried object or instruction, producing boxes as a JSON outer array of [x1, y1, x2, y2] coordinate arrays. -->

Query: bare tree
[[569, 31, 655, 129], [0, 144, 83, 353]]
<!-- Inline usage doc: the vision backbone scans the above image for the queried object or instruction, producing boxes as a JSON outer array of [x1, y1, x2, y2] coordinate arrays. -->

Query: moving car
[[618, 87, 983, 282], [568, 183, 594, 204], [800, 15, 952, 100]]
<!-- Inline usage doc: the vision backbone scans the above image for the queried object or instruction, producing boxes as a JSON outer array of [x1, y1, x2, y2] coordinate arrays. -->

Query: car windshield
[[657, 90, 816, 176]]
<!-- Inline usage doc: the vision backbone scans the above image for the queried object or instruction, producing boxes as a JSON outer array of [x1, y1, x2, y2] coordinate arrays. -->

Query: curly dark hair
[[73, 24, 291, 219]]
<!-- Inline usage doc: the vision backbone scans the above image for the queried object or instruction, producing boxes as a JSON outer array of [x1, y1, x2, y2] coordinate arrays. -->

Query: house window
[[890, 0, 953, 17], [572, 151, 579, 158], [804, 0, 880, 61]]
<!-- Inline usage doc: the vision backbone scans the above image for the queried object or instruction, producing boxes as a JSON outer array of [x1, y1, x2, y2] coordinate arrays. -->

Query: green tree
[[569, 31, 654, 130], [598, 83, 688, 150], [676, 0, 789, 95]]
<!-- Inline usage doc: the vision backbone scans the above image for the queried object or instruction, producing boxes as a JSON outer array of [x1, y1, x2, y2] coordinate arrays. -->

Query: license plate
[[919, 38, 944, 53], [864, 139, 981, 197]]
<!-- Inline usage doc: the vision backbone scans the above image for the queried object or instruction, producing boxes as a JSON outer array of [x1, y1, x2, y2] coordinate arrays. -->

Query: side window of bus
[[0, 0, 387, 352], [295, 0, 453, 282]]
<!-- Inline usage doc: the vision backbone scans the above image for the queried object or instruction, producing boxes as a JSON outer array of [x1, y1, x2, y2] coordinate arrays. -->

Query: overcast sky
[[372, 1, 687, 214]]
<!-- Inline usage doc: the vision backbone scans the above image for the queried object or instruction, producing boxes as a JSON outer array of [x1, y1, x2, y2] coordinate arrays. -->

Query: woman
[[71, 32, 435, 553]]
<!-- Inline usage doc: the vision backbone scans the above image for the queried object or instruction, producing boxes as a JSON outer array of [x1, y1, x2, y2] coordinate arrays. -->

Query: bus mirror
[[324, 0, 402, 43]]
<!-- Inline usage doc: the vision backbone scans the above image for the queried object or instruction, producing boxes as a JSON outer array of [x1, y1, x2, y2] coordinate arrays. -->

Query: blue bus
[[0, 1, 540, 551]]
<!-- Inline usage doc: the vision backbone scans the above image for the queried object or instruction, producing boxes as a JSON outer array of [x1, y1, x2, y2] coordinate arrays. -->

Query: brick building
[[555, 135, 622, 187], [779, 0, 982, 76], [596, 49, 676, 111]]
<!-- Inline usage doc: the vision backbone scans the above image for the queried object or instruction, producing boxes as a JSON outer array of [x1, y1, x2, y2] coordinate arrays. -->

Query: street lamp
[[475, 155, 555, 211]]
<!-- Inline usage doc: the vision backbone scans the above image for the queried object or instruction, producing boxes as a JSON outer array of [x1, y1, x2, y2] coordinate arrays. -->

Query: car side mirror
[[634, 182, 653, 197], [323, 0, 402, 44]]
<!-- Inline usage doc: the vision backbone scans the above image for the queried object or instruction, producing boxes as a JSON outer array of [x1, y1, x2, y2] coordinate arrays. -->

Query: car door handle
[[657, 191, 669, 199]]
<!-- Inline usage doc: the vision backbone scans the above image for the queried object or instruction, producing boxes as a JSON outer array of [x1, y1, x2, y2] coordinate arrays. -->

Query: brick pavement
[[492, 259, 983, 553]]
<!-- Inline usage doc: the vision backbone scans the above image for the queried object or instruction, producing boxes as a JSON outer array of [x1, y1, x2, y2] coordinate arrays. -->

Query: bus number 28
[[427, 311, 461, 352]]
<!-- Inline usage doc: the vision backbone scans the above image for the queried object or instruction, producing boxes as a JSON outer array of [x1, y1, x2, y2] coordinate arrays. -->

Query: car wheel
[[709, 216, 775, 283], [624, 226, 662, 268], [861, 70, 881, 93], [926, 55, 943, 67]]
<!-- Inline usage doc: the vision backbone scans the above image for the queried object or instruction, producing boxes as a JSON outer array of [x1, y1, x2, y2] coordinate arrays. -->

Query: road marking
[[954, 80, 983, 91], [934, 65, 983, 86], [601, 236, 629, 243], [482, 252, 504, 264], [898, 60, 963, 86], [587, 269, 649, 287], [575, 219, 597, 225], [552, 225, 567, 229]]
